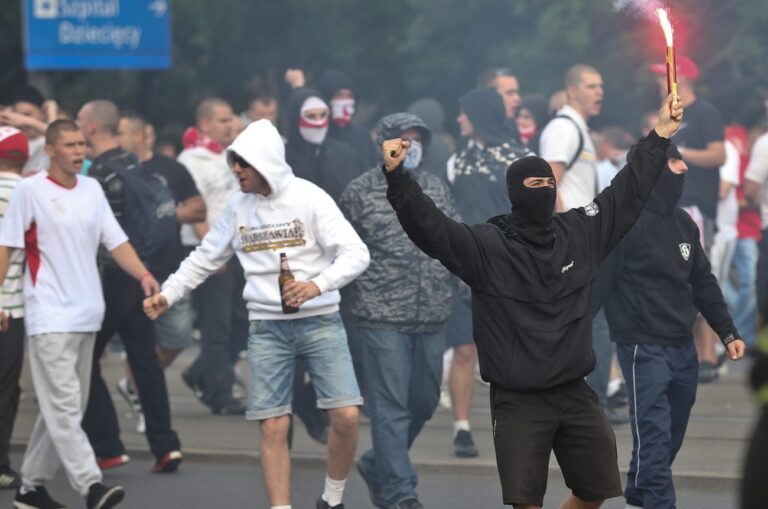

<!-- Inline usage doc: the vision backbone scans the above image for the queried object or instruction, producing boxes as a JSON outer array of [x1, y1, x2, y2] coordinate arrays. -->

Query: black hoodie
[[386, 130, 670, 391], [316, 70, 377, 168], [600, 158, 739, 347], [285, 87, 363, 202]]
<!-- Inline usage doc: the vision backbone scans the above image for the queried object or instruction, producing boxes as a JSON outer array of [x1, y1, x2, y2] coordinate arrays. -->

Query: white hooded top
[[160, 120, 370, 320]]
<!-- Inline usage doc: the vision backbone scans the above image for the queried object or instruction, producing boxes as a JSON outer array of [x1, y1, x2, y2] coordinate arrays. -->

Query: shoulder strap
[[554, 115, 585, 171]]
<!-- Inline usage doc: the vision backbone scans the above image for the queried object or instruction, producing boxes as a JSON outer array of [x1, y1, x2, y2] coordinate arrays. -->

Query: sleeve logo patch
[[583, 202, 599, 217], [679, 242, 691, 261]]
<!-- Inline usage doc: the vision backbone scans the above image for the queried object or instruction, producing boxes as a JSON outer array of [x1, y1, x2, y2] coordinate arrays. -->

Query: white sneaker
[[136, 412, 146, 434]]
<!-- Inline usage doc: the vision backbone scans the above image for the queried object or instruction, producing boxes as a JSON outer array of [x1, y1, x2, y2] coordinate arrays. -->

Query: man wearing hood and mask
[[285, 88, 364, 202], [144, 120, 370, 509], [445, 86, 530, 459], [382, 96, 684, 509], [339, 113, 459, 509], [598, 144, 745, 509], [317, 70, 377, 168]]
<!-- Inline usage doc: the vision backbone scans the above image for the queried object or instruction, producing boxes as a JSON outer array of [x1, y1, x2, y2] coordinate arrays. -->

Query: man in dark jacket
[[285, 87, 363, 201], [316, 69, 377, 168], [382, 95, 683, 509], [600, 144, 745, 509], [339, 113, 459, 509]]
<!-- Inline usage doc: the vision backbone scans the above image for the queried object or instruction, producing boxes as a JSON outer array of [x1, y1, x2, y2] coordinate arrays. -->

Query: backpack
[[554, 114, 585, 170], [103, 154, 178, 261]]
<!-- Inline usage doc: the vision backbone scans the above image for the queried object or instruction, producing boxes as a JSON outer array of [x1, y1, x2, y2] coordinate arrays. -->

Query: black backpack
[[103, 155, 178, 261]]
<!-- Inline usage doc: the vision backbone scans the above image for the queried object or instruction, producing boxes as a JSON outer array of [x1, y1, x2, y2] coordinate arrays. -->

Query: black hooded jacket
[[386, 130, 670, 391], [599, 167, 739, 346], [316, 70, 377, 168], [285, 87, 363, 202]]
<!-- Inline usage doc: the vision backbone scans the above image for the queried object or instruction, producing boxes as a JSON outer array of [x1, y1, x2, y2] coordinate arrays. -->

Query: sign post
[[23, 0, 172, 70]]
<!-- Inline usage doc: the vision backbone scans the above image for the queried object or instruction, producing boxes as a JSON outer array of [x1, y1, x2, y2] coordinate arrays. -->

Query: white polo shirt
[[539, 105, 598, 211], [0, 172, 128, 335]]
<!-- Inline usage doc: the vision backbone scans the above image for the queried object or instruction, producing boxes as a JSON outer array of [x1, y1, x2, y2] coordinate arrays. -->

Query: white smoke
[[612, 0, 664, 19]]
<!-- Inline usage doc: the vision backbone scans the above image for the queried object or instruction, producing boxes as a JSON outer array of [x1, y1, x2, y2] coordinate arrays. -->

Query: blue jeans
[[246, 312, 362, 421], [724, 238, 759, 348], [617, 342, 698, 509], [357, 327, 445, 508]]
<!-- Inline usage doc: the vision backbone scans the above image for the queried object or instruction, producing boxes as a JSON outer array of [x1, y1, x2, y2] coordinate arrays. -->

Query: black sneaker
[[181, 369, 204, 401], [13, 485, 66, 509], [86, 483, 124, 509], [210, 396, 246, 415], [0, 466, 20, 490], [394, 498, 424, 509], [316, 496, 344, 509], [699, 361, 719, 384], [454, 429, 479, 458]]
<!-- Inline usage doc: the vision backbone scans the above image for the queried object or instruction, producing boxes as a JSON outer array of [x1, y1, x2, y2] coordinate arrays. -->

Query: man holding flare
[[381, 94, 683, 508]]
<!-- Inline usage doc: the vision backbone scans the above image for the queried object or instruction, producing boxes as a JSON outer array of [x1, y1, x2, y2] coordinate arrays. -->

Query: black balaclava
[[646, 143, 685, 215], [505, 156, 557, 248], [459, 87, 515, 146]]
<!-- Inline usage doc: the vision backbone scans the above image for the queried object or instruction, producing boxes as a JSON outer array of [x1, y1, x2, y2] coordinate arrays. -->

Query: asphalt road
[[0, 454, 739, 508]]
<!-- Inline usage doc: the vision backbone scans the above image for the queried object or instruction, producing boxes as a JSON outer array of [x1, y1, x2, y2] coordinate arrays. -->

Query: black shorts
[[490, 379, 623, 506]]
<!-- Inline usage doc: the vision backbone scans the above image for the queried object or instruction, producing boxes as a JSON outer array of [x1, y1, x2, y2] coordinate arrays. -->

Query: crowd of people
[[0, 55, 765, 509]]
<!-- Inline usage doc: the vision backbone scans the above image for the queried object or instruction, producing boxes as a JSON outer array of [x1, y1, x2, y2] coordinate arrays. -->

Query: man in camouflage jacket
[[338, 112, 459, 509]]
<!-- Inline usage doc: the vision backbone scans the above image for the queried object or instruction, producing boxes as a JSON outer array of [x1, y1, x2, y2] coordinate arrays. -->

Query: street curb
[[12, 442, 739, 482]]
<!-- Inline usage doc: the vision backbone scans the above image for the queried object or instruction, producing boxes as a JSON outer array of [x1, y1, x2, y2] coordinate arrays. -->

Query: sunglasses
[[231, 153, 252, 169]]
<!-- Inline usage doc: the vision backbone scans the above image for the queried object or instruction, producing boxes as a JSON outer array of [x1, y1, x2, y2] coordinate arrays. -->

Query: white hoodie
[[161, 120, 370, 320]]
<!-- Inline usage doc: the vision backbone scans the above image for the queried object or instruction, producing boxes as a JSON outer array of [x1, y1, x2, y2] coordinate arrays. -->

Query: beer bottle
[[278, 252, 299, 314]]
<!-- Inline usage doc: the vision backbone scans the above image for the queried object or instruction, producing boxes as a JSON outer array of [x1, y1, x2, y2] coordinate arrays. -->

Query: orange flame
[[656, 8, 674, 47]]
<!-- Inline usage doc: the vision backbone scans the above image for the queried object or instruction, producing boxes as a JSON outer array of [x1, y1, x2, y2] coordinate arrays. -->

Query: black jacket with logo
[[600, 203, 739, 347], [386, 131, 670, 391]]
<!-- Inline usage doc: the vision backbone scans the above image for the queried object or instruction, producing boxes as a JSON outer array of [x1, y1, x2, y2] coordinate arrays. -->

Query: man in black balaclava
[[382, 96, 685, 509], [597, 144, 745, 509]]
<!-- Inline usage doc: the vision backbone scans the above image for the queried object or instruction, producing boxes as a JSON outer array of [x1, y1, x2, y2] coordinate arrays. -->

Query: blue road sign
[[23, 0, 172, 70]]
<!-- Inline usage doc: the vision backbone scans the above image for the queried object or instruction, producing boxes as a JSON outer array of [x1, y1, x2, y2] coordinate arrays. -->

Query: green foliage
[[2, 0, 767, 141]]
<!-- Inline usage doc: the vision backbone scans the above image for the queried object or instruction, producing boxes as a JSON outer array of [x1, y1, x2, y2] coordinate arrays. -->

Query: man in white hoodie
[[144, 120, 369, 509]]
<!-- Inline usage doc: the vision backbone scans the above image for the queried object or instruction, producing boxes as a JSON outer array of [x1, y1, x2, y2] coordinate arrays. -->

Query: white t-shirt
[[539, 105, 598, 211], [716, 140, 740, 235], [0, 172, 128, 335], [745, 132, 768, 228], [0, 172, 25, 318], [177, 147, 239, 246]]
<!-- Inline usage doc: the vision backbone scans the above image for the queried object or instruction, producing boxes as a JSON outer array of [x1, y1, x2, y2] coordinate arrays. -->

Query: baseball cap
[[0, 127, 30, 163], [649, 54, 699, 81]]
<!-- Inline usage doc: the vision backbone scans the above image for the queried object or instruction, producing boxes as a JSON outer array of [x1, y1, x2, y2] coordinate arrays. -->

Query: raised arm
[[587, 95, 682, 263], [383, 138, 483, 285]]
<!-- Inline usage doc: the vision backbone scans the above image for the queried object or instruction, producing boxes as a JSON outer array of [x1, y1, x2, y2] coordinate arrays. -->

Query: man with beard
[[381, 95, 683, 508], [599, 143, 745, 509]]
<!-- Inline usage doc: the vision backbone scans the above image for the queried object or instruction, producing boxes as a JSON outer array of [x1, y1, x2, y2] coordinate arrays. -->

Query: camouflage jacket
[[339, 167, 459, 333]]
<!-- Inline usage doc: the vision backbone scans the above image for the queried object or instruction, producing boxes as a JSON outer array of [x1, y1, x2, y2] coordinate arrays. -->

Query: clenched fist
[[143, 294, 169, 320], [382, 138, 410, 173]]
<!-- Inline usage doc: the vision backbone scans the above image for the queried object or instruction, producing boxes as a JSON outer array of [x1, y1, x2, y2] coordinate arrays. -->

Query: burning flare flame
[[656, 8, 674, 47]]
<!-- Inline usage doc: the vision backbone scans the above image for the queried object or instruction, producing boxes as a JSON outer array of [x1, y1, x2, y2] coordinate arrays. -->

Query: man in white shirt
[[176, 97, 248, 414], [540, 64, 603, 212], [0, 120, 160, 509], [145, 120, 370, 509], [0, 127, 28, 491]]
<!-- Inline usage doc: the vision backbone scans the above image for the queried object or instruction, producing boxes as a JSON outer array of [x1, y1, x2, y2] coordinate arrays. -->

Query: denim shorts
[[245, 311, 363, 421], [155, 294, 195, 351]]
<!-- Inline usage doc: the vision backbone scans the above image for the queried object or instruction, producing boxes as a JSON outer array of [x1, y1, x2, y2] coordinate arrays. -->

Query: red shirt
[[737, 152, 762, 240]]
